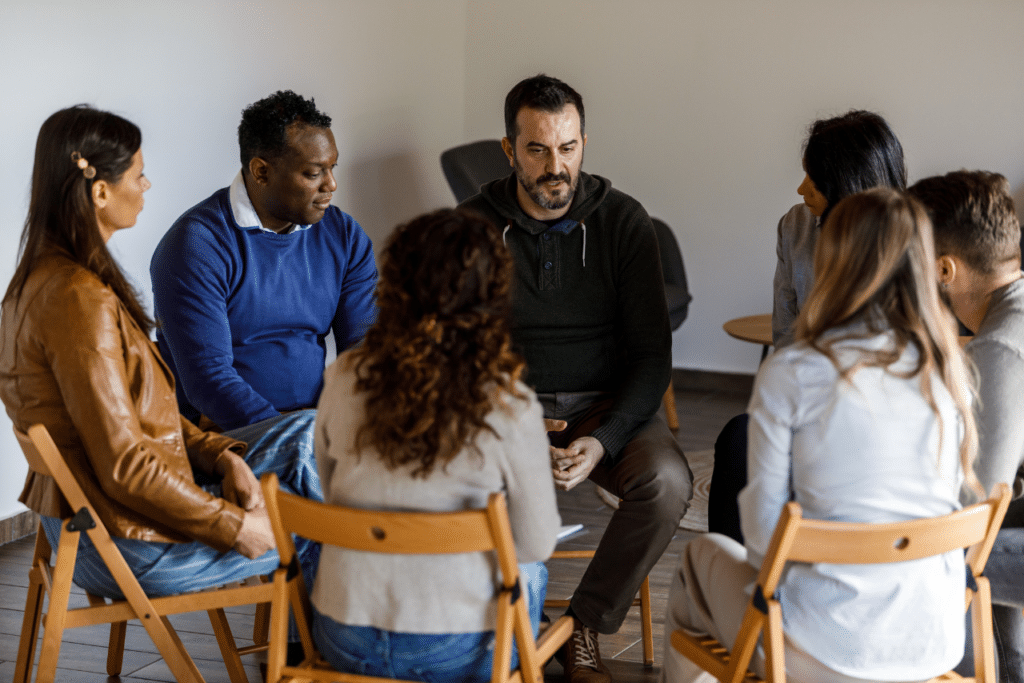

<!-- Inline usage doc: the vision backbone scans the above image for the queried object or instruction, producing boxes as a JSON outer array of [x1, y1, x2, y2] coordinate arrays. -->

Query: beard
[[512, 153, 581, 212]]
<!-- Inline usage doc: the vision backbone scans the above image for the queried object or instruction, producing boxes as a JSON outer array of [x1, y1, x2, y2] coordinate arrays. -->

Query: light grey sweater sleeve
[[970, 336, 1024, 497], [498, 390, 561, 563], [772, 204, 818, 349]]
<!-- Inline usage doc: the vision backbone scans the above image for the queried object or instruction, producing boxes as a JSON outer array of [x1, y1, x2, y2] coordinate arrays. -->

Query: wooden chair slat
[[670, 483, 1011, 683], [261, 472, 572, 683]]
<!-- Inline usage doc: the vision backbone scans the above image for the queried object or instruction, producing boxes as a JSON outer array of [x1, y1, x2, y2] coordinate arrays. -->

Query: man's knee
[[617, 443, 692, 518]]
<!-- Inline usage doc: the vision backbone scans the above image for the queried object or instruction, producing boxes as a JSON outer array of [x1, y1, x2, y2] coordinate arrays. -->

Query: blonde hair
[[796, 188, 981, 497]]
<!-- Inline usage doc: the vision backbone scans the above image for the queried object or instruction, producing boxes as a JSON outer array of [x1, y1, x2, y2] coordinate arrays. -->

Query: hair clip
[[70, 151, 96, 179]]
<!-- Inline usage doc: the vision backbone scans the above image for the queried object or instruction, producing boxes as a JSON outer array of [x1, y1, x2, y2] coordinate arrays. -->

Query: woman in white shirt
[[663, 188, 980, 683], [311, 208, 561, 682]]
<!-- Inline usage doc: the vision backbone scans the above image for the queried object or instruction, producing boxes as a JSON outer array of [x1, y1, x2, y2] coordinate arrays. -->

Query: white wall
[[0, 0, 467, 521], [2, 0, 1024, 521], [464, 0, 1024, 373]]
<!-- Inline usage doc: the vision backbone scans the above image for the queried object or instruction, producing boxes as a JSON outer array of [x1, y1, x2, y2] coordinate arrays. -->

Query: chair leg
[[973, 579, 997, 683], [107, 620, 128, 676], [14, 577, 45, 683], [209, 608, 249, 683], [639, 575, 654, 667], [15, 525, 50, 683], [154, 615, 207, 683], [246, 575, 270, 647], [663, 380, 679, 431], [763, 603, 785, 683], [86, 592, 127, 676], [14, 567, 47, 683], [35, 528, 84, 683]]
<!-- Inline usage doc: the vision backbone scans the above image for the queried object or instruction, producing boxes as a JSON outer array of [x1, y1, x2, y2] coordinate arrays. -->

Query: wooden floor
[[0, 382, 750, 683]]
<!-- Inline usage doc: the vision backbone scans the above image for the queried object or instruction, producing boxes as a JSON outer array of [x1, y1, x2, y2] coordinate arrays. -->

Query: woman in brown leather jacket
[[0, 105, 321, 599]]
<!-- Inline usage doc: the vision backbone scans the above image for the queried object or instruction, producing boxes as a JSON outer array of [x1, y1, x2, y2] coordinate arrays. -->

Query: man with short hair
[[908, 170, 1024, 681], [460, 74, 692, 683], [151, 90, 377, 431]]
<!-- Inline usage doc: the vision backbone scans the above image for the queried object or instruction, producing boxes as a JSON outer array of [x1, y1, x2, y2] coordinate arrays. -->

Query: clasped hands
[[544, 419, 605, 492], [215, 449, 276, 559]]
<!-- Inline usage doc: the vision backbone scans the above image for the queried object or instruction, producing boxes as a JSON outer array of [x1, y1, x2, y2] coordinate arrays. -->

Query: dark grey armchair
[[440, 140, 510, 203]]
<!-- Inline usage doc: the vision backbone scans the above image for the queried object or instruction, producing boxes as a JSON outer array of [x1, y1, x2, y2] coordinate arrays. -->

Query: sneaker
[[560, 618, 611, 683]]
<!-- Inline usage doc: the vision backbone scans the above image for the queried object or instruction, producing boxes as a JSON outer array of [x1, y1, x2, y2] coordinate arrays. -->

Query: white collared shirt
[[228, 171, 312, 235], [740, 328, 965, 679]]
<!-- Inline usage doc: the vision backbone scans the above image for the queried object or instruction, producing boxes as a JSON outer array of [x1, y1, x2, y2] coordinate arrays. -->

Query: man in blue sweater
[[151, 90, 377, 431], [460, 75, 691, 683]]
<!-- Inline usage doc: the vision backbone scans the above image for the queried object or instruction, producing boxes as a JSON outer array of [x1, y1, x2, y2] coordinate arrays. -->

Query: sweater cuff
[[590, 416, 635, 463]]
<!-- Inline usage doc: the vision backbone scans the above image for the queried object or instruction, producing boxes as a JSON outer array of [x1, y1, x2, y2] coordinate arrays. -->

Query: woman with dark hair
[[776, 109, 907, 347], [311, 208, 560, 682], [709, 110, 907, 542], [0, 105, 321, 600], [665, 188, 978, 682]]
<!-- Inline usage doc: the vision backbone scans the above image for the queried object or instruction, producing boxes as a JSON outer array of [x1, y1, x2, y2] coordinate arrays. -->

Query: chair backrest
[[440, 139, 510, 203], [651, 218, 686, 288], [719, 484, 1011, 683], [16, 424, 91, 517], [260, 472, 539, 683], [755, 487, 1010, 602], [15, 426, 52, 477], [650, 218, 692, 331]]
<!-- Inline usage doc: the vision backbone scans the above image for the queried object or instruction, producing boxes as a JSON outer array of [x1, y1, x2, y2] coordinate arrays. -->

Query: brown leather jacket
[[0, 252, 246, 551]]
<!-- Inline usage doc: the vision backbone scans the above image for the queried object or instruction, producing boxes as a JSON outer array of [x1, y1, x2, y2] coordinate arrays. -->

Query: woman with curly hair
[[311, 208, 560, 681]]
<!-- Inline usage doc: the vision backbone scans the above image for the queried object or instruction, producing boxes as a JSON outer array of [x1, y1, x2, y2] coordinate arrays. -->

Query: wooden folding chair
[[261, 472, 574, 683], [13, 423, 273, 683], [670, 483, 1011, 683], [544, 547, 655, 666]]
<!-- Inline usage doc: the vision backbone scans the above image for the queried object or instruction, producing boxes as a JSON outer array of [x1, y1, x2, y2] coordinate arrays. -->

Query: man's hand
[[550, 436, 605, 491], [233, 507, 275, 559], [216, 449, 264, 512]]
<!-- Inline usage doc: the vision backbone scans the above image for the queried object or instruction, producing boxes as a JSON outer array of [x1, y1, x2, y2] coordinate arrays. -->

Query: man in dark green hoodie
[[460, 74, 692, 683]]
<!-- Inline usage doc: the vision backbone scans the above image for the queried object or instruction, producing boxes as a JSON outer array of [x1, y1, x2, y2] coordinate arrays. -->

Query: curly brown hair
[[348, 208, 525, 477]]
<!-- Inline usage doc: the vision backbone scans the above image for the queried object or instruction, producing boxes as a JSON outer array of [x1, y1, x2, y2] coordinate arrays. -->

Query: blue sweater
[[150, 188, 377, 430]]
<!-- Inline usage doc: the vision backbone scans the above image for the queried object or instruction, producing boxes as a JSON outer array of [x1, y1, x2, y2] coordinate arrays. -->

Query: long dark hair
[[5, 105, 153, 334], [349, 208, 525, 478], [803, 110, 906, 224]]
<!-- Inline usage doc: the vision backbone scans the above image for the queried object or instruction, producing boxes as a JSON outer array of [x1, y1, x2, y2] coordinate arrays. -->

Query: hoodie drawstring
[[502, 225, 510, 245], [581, 222, 586, 267]]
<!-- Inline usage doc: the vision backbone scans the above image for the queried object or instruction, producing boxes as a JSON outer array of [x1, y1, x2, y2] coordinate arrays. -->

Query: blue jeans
[[41, 410, 322, 600], [312, 562, 547, 683]]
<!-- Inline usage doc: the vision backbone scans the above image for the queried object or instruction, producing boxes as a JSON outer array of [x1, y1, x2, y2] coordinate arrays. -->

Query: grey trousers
[[538, 391, 692, 635]]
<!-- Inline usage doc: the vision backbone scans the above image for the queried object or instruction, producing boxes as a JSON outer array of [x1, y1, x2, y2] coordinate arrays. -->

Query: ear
[[936, 254, 957, 286], [248, 156, 270, 185], [501, 137, 514, 167], [91, 179, 110, 209], [582, 132, 588, 149]]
